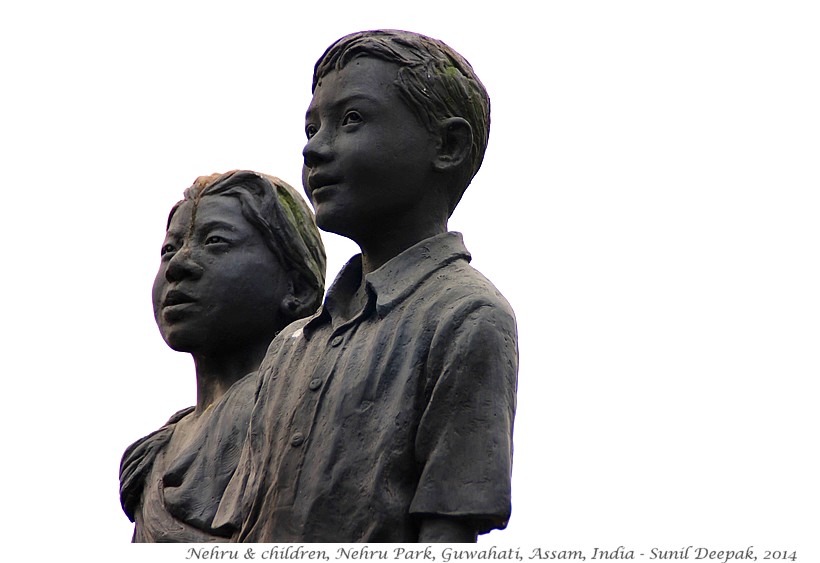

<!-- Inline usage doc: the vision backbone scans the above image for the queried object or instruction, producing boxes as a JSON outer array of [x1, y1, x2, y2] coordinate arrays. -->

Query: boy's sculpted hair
[[313, 29, 490, 214], [170, 170, 327, 315]]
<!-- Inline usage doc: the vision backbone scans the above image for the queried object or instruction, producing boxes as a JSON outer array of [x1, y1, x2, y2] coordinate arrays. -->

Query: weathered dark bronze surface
[[212, 30, 518, 543], [120, 171, 326, 542]]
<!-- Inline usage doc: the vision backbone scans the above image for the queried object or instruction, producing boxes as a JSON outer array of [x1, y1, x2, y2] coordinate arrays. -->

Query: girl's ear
[[279, 275, 319, 322], [433, 117, 473, 172]]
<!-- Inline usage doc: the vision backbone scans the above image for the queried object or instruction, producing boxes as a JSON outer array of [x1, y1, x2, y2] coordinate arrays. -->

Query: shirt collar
[[304, 232, 471, 337]]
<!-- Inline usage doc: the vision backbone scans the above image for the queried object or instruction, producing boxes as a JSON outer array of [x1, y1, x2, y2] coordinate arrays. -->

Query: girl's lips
[[163, 289, 196, 307], [162, 301, 198, 322]]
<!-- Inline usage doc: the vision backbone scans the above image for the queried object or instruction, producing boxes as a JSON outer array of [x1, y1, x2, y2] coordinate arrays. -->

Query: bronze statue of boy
[[214, 30, 519, 543]]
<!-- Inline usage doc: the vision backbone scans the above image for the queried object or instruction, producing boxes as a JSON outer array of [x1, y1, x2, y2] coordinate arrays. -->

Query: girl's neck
[[190, 341, 268, 413]]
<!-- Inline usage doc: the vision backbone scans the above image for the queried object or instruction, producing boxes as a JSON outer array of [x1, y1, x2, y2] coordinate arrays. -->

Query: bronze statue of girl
[[119, 170, 325, 542]]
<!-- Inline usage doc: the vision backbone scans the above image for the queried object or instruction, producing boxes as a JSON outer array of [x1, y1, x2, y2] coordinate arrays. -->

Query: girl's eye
[[306, 124, 318, 139], [161, 243, 176, 256], [342, 111, 362, 126], [205, 236, 228, 245]]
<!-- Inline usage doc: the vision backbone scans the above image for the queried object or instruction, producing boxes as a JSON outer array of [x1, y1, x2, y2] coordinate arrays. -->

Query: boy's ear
[[434, 117, 473, 172]]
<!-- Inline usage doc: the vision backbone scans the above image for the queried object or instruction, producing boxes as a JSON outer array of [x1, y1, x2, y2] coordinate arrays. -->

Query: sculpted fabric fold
[[120, 373, 258, 542], [214, 232, 518, 542]]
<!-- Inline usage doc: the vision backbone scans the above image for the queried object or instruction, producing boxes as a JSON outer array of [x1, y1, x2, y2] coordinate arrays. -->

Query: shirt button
[[309, 378, 322, 391], [290, 432, 305, 447], [331, 335, 343, 347]]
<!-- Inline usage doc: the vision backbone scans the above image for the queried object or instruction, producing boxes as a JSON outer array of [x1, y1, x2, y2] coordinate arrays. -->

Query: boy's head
[[310, 29, 490, 217]]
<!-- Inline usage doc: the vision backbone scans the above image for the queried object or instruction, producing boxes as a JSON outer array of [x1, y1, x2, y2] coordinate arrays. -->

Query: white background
[[2, 1, 818, 560]]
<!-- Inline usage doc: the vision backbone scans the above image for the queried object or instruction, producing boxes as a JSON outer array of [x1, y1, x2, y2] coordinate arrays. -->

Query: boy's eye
[[342, 111, 363, 126], [305, 124, 318, 139], [161, 243, 176, 256]]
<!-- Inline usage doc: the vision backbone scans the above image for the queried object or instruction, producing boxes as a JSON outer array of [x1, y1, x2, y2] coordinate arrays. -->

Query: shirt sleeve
[[410, 299, 519, 534]]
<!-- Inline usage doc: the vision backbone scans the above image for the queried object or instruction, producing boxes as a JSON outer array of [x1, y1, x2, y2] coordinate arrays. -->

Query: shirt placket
[[271, 321, 357, 534]]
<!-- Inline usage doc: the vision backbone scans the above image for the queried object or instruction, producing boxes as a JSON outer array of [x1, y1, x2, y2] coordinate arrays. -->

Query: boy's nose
[[302, 131, 332, 168]]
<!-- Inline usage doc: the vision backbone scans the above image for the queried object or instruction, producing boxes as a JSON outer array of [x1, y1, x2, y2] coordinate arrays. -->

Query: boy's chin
[[313, 207, 360, 240]]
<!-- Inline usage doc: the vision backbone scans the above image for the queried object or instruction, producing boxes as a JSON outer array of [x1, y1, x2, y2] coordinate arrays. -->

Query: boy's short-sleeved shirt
[[213, 232, 518, 542]]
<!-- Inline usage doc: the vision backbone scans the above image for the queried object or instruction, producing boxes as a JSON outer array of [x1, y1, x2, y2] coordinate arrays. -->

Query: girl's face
[[151, 195, 289, 355]]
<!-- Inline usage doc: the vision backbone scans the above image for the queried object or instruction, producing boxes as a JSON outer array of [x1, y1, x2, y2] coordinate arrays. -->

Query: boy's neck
[[358, 220, 447, 276], [331, 222, 445, 325]]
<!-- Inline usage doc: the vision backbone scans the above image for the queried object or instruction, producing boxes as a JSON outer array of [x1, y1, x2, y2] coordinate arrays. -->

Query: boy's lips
[[310, 184, 339, 201], [308, 172, 341, 195]]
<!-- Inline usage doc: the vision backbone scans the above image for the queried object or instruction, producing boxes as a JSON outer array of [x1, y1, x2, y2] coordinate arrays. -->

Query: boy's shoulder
[[425, 259, 517, 348], [437, 255, 513, 308], [374, 231, 514, 312], [410, 237, 515, 323], [382, 234, 516, 354]]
